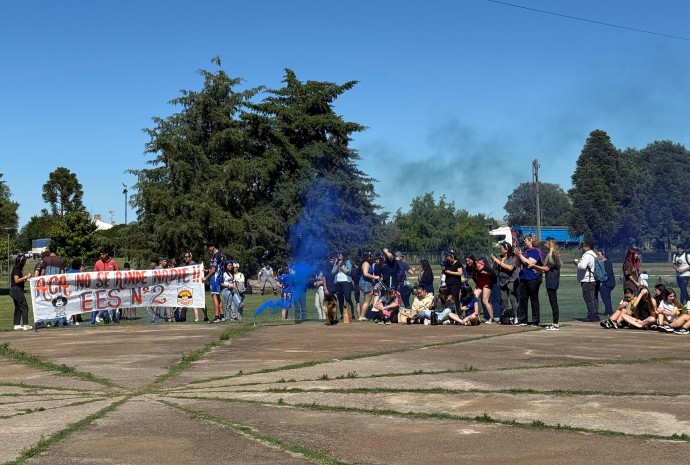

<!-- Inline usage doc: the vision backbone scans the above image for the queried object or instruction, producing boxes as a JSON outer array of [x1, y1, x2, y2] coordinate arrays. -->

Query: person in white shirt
[[672, 244, 690, 304], [573, 241, 600, 322]]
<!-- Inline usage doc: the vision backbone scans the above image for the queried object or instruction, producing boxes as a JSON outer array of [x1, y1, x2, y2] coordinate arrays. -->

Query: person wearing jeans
[[597, 250, 616, 315], [575, 241, 599, 322], [515, 235, 543, 326], [672, 244, 690, 304], [332, 251, 354, 318]]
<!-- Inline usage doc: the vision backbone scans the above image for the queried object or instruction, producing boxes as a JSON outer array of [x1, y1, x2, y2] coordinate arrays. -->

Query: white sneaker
[[22, 325, 33, 331], [484, 320, 493, 324], [545, 324, 560, 331], [13, 325, 22, 330], [96, 316, 102, 323], [74, 322, 80, 326]]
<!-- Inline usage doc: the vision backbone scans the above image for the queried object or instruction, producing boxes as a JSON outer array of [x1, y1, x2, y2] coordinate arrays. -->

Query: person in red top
[[94, 247, 120, 272], [92, 247, 120, 323]]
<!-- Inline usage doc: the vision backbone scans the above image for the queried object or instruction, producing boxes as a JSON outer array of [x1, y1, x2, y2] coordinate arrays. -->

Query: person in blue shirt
[[203, 242, 224, 323], [515, 235, 543, 326], [277, 267, 293, 320]]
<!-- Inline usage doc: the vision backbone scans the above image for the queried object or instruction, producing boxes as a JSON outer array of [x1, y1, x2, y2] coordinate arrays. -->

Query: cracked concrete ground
[[1, 321, 689, 464]]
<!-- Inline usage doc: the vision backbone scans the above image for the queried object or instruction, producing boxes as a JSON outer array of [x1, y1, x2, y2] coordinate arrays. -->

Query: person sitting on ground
[[448, 285, 480, 326], [619, 285, 657, 329], [656, 288, 689, 333], [601, 288, 636, 329], [399, 283, 433, 323], [372, 288, 401, 325], [411, 285, 451, 324]]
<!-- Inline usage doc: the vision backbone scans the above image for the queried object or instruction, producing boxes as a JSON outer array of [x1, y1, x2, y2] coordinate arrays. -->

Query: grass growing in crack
[[0, 343, 121, 389], [152, 325, 254, 385], [4, 396, 130, 465], [160, 400, 354, 465], [318, 374, 329, 380], [183, 333, 501, 386], [335, 371, 358, 379]]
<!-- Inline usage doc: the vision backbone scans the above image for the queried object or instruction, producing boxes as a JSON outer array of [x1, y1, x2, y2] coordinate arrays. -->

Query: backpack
[[499, 308, 515, 325], [593, 258, 608, 282]]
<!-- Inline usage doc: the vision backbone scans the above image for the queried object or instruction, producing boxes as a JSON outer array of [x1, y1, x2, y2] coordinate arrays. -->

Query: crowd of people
[[10, 238, 690, 333]]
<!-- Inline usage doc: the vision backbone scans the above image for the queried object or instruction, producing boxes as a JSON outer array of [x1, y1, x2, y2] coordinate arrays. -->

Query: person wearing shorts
[[203, 241, 224, 323]]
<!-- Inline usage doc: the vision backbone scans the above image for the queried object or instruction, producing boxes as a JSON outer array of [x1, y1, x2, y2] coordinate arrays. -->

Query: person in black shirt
[[380, 248, 398, 290], [10, 254, 33, 331], [442, 251, 464, 311]]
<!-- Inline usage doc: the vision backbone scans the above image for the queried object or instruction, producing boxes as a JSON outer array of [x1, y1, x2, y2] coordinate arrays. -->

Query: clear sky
[[2, 0, 690, 228]]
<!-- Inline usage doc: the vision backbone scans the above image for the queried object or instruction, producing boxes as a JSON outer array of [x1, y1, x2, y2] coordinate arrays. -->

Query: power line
[[486, 0, 690, 42]]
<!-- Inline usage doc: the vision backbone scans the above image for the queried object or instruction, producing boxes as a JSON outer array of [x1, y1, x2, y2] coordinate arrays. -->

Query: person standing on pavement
[[515, 235, 543, 326], [93, 247, 121, 322], [202, 241, 224, 323], [183, 251, 208, 322], [10, 254, 33, 331], [596, 249, 616, 316], [394, 251, 416, 308], [672, 244, 690, 304], [441, 251, 464, 311], [574, 241, 600, 322], [533, 238, 561, 331]]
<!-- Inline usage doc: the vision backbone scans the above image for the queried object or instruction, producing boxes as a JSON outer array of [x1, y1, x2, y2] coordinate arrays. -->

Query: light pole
[[122, 183, 128, 225]]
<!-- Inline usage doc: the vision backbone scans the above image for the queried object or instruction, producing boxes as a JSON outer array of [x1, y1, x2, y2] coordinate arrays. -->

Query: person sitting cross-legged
[[447, 285, 480, 326]]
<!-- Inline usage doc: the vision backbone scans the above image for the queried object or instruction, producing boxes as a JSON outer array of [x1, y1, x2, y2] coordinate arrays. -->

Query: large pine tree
[[569, 129, 623, 246], [132, 63, 382, 269]]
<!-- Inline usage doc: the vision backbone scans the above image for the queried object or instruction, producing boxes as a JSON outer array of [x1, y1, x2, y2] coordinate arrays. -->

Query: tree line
[[3, 64, 690, 274]]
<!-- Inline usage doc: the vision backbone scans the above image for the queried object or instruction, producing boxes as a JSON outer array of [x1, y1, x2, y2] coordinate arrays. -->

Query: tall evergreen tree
[[568, 130, 623, 246], [248, 69, 383, 257], [132, 62, 382, 269], [42, 167, 85, 216], [637, 140, 690, 251]]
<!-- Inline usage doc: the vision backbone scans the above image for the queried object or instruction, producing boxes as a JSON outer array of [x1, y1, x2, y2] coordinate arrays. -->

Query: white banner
[[29, 265, 206, 321]]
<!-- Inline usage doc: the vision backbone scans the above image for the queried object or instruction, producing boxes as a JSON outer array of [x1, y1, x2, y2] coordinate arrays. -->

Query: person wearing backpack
[[672, 243, 690, 304], [596, 250, 616, 315], [574, 241, 599, 322]]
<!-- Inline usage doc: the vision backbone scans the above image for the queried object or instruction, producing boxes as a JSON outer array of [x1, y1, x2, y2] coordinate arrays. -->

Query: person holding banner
[[203, 242, 224, 323], [94, 247, 121, 323], [11, 254, 33, 331], [183, 252, 207, 322]]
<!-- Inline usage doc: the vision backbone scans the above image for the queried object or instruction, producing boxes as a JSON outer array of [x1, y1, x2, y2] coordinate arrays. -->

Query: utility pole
[[122, 183, 128, 225], [533, 159, 541, 241]]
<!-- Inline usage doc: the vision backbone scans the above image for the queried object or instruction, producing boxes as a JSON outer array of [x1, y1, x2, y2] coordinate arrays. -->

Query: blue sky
[[2, 0, 690, 228]]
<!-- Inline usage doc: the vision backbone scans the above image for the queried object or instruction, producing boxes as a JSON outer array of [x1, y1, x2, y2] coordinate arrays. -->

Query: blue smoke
[[252, 179, 337, 321]]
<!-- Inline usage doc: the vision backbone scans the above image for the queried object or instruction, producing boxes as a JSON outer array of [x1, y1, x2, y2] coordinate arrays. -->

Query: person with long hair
[[474, 257, 496, 322], [622, 246, 641, 296], [358, 251, 379, 320], [533, 238, 561, 331], [332, 250, 354, 319], [596, 249, 616, 315], [491, 241, 519, 321], [418, 259, 435, 294], [447, 285, 480, 326], [656, 288, 688, 333], [515, 235, 543, 326], [10, 254, 33, 331]]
